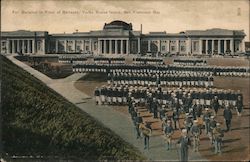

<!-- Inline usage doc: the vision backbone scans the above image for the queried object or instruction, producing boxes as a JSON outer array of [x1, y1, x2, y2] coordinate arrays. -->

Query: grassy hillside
[[1, 55, 145, 160]]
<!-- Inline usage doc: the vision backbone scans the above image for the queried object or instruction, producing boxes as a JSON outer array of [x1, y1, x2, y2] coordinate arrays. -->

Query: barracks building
[[1, 20, 246, 55]]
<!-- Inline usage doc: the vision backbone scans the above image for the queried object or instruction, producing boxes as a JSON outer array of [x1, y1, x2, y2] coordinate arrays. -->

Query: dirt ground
[[74, 77, 250, 161], [74, 57, 250, 161]]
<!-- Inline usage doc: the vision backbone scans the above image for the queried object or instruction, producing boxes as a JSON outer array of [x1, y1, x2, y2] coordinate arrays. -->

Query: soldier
[[209, 116, 217, 144], [94, 87, 100, 105], [100, 86, 106, 104], [176, 129, 191, 162], [152, 98, 158, 118], [159, 105, 167, 120], [135, 112, 143, 139], [213, 123, 224, 154], [172, 108, 180, 130], [184, 113, 193, 133], [203, 108, 211, 135], [190, 120, 201, 152], [212, 96, 220, 116], [236, 95, 243, 116], [139, 121, 152, 150], [223, 105, 232, 132], [164, 120, 174, 150]]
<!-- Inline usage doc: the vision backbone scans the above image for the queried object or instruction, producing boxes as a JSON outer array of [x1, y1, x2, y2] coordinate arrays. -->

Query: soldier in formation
[[164, 120, 174, 150]]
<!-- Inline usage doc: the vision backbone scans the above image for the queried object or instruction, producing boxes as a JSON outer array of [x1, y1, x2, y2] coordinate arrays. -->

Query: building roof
[[1, 30, 48, 37], [103, 20, 132, 30], [185, 28, 245, 36]]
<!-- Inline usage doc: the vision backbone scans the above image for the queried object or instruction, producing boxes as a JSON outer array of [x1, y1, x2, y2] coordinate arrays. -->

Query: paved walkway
[[6, 55, 207, 161]]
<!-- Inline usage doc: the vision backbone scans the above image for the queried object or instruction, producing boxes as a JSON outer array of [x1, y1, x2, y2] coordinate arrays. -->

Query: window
[[76, 46, 81, 51], [68, 45, 72, 51], [193, 41, 198, 51], [37, 41, 42, 51], [86, 46, 89, 51], [171, 46, 175, 51], [180, 45, 186, 52], [162, 46, 166, 51]]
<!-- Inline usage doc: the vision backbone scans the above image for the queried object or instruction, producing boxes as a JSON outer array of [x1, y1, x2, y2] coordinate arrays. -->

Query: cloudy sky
[[1, 0, 249, 40]]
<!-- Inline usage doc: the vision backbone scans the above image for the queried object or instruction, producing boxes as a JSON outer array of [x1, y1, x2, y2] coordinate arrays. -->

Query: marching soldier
[[164, 120, 174, 150], [190, 120, 201, 152], [209, 116, 217, 144], [212, 96, 220, 116], [213, 123, 224, 154], [223, 105, 232, 132], [184, 113, 193, 133], [139, 121, 152, 150], [203, 108, 211, 135], [152, 98, 158, 118], [236, 95, 243, 116], [172, 108, 180, 130], [176, 129, 191, 162], [94, 87, 100, 105], [135, 112, 143, 139]]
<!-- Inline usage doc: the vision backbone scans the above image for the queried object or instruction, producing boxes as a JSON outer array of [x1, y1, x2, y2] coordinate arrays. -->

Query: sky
[[1, 0, 249, 40]]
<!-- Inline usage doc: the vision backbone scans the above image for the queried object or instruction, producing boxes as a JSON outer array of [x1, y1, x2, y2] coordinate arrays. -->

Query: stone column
[[32, 39, 35, 54], [166, 40, 170, 52], [12, 40, 15, 53], [241, 39, 245, 52], [6, 40, 10, 54], [158, 40, 161, 52], [27, 40, 31, 53], [230, 39, 234, 54], [186, 39, 191, 54], [22, 40, 25, 53], [121, 40, 124, 54], [104, 40, 107, 54], [17, 40, 20, 53], [42, 39, 45, 54], [199, 39, 202, 54], [218, 39, 221, 54], [137, 38, 140, 54], [82, 40, 86, 52], [55, 40, 58, 53], [64, 40, 67, 52], [176, 40, 179, 53], [126, 39, 129, 54], [98, 40, 101, 54], [109, 39, 112, 54], [73, 40, 76, 52], [224, 40, 227, 53], [148, 40, 151, 52], [211, 40, 214, 54], [89, 39, 92, 52], [115, 40, 118, 54], [206, 40, 208, 54]]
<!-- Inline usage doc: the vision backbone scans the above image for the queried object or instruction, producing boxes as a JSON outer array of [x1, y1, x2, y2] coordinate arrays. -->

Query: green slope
[[1, 55, 145, 160]]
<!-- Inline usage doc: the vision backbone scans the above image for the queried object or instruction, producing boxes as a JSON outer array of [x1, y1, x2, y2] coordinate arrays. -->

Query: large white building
[[0, 20, 246, 55]]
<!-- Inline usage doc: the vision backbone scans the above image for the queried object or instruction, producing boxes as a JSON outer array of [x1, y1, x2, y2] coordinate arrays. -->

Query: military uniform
[[139, 122, 152, 150], [177, 129, 191, 162], [164, 121, 174, 150], [209, 116, 217, 144], [203, 109, 211, 134], [236, 95, 243, 116], [223, 106, 232, 132], [213, 123, 224, 154], [190, 121, 201, 152]]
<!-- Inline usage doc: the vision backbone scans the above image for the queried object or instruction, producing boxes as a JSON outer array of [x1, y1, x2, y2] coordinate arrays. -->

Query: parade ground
[[74, 56, 250, 161], [6, 54, 250, 161]]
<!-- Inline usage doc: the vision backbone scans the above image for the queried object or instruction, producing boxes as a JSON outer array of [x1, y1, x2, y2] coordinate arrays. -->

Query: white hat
[[205, 108, 209, 111], [194, 120, 198, 123], [216, 123, 220, 126], [211, 116, 215, 119]]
